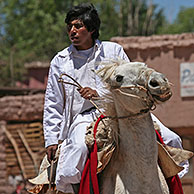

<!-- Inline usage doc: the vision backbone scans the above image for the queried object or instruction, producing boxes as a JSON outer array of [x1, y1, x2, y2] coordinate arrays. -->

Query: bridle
[[106, 84, 156, 120], [58, 72, 156, 120]]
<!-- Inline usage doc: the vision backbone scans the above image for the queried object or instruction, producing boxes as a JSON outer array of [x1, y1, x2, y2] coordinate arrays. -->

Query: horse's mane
[[96, 58, 126, 83], [94, 59, 119, 117]]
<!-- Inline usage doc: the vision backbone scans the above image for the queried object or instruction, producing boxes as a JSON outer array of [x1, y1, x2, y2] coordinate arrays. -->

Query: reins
[[58, 73, 104, 115], [105, 108, 150, 120], [58, 73, 155, 120]]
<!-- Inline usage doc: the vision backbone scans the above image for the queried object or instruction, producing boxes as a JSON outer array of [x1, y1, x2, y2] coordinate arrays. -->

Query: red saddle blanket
[[79, 115, 184, 194]]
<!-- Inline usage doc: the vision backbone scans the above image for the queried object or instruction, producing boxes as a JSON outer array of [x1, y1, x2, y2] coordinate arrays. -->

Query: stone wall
[[0, 94, 44, 122]]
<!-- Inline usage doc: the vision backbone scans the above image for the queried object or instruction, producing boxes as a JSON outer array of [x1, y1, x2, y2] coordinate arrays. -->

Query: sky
[[152, 0, 194, 23]]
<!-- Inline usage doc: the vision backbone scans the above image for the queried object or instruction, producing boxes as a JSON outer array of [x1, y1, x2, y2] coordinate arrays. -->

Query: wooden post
[[2, 123, 27, 179]]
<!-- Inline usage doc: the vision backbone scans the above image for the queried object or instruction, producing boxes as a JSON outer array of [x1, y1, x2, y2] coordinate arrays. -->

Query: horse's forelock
[[96, 59, 124, 83]]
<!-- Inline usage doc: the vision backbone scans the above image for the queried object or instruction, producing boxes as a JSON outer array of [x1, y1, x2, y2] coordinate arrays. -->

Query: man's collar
[[58, 39, 101, 57]]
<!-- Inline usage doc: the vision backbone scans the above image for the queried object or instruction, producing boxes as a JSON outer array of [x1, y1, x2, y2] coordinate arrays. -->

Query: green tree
[[0, 0, 71, 86], [95, 0, 120, 40], [0, 0, 113, 86], [0, 0, 70, 62], [160, 7, 194, 34], [118, 0, 166, 36], [0, 0, 166, 87]]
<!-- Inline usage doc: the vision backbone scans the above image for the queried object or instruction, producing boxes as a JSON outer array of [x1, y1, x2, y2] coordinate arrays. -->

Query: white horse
[[95, 60, 172, 194]]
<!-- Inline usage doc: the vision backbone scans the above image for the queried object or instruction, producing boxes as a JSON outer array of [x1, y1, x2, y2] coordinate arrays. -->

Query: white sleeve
[[151, 113, 189, 178], [43, 56, 65, 148]]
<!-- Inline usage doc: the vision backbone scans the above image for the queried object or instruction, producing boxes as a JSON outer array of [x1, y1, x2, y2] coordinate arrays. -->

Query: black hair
[[65, 3, 101, 40]]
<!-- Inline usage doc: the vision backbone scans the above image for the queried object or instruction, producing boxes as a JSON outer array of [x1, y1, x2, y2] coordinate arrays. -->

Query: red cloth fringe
[[79, 118, 184, 194], [155, 130, 184, 194], [79, 115, 105, 194]]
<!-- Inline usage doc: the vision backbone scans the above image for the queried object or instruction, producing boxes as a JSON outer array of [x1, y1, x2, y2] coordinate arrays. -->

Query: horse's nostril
[[149, 79, 159, 87]]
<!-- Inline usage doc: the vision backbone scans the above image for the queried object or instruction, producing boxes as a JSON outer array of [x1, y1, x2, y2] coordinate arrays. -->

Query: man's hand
[[78, 87, 98, 99], [46, 144, 58, 163]]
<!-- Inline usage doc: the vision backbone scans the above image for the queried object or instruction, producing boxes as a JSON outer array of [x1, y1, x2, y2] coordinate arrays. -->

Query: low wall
[[0, 94, 44, 122]]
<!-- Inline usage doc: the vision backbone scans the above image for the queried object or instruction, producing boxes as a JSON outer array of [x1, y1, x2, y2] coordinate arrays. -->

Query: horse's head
[[97, 59, 172, 114]]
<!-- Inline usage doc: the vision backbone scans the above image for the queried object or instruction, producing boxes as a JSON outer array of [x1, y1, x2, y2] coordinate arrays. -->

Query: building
[[112, 33, 194, 193], [17, 61, 49, 89]]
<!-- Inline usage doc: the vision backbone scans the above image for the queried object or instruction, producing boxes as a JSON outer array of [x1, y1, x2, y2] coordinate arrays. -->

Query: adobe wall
[[28, 68, 48, 89], [111, 33, 194, 129], [0, 94, 44, 122]]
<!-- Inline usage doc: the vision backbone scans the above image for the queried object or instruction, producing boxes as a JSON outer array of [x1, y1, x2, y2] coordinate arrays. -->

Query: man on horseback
[[43, 3, 189, 194]]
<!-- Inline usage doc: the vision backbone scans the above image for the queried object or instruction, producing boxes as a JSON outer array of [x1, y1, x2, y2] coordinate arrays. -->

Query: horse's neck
[[106, 108, 162, 193], [118, 113, 157, 160], [115, 112, 158, 170]]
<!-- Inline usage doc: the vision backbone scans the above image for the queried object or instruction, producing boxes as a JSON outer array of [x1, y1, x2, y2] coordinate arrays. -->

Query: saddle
[[28, 117, 193, 194], [85, 117, 193, 177]]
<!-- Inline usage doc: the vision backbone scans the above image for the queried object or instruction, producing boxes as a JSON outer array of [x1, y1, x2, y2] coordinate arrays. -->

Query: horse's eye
[[116, 75, 124, 82]]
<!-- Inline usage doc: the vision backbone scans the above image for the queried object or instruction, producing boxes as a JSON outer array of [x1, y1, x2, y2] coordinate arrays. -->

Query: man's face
[[67, 19, 94, 50]]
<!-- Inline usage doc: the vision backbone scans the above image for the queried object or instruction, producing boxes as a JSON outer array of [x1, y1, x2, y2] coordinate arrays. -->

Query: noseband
[[108, 85, 155, 120]]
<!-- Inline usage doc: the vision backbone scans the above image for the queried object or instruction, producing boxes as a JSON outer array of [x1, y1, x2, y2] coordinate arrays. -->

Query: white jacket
[[43, 40, 129, 148]]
